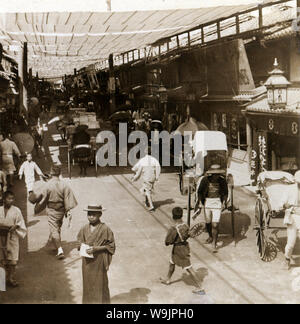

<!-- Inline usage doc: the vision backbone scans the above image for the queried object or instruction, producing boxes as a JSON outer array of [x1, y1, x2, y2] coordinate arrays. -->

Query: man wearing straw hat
[[77, 203, 115, 304], [196, 164, 228, 253], [283, 170, 300, 270]]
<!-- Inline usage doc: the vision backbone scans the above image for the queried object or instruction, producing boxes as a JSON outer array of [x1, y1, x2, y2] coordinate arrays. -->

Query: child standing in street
[[19, 153, 44, 193], [160, 207, 205, 295], [77, 204, 116, 304], [0, 191, 27, 287]]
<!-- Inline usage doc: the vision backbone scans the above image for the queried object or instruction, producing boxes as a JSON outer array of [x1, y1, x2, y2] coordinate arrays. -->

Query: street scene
[[0, 0, 300, 305]]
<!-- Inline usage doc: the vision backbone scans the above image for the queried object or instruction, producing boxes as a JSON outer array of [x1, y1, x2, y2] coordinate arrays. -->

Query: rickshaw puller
[[283, 170, 300, 270], [196, 164, 228, 253]]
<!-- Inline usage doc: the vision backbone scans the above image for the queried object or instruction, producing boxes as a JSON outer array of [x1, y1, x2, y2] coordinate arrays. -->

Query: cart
[[179, 131, 235, 235], [254, 171, 298, 262], [67, 125, 99, 179]]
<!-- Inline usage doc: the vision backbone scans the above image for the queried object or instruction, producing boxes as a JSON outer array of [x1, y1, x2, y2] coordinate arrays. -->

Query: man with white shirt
[[132, 150, 161, 211]]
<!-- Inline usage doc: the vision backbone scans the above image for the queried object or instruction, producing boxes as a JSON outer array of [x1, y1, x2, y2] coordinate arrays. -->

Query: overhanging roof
[[0, 4, 260, 78], [0, 0, 295, 78]]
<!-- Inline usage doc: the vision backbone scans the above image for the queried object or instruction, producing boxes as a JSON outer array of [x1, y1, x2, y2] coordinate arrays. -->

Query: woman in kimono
[[77, 204, 115, 304], [0, 191, 27, 287]]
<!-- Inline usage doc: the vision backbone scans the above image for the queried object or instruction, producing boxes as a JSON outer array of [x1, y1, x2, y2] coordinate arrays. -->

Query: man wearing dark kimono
[[77, 204, 115, 304]]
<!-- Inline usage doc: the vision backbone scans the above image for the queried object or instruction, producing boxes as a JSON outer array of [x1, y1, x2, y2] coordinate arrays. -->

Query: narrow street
[[1, 118, 300, 304]]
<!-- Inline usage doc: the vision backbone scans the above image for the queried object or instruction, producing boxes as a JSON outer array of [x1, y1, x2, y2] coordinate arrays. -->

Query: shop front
[[246, 110, 300, 184]]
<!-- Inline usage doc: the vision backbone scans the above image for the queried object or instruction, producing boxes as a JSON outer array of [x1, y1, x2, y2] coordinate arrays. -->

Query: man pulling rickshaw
[[194, 164, 228, 253]]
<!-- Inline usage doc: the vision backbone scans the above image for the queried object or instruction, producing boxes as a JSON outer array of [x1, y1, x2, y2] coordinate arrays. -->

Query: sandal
[[159, 278, 171, 285], [192, 288, 206, 295]]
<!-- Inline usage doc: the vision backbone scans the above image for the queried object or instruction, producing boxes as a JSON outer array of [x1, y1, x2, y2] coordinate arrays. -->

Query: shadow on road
[[181, 267, 208, 287], [0, 241, 78, 304], [154, 199, 175, 209], [111, 287, 151, 304], [219, 212, 251, 248]]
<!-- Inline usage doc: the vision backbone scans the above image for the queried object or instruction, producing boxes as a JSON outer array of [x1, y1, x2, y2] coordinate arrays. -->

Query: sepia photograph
[[0, 0, 299, 307]]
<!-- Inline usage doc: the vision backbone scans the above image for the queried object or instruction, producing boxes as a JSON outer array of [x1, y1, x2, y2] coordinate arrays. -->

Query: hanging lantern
[[158, 84, 168, 103], [6, 80, 18, 107], [264, 58, 290, 110]]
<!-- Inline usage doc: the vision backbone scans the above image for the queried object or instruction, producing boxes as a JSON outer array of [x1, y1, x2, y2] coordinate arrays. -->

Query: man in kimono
[[77, 204, 115, 304], [132, 151, 161, 211], [0, 191, 27, 287], [38, 165, 78, 259], [0, 133, 21, 187]]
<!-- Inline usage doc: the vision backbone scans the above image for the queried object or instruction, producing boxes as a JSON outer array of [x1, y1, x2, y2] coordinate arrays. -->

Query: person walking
[[0, 191, 27, 287], [132, 150, 161, 211], [77, 204, 115, 304], [0, 133, 21, 187], [195, 164, 228, 253], [283, 170, 300, 270], [160, 207, 205, 294], [19, 152, 45, 193], [38, 165, 78, 259]]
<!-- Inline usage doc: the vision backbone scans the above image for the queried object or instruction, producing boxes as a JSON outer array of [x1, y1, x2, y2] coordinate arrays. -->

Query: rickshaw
[[254, 171, 298, 262], [178, 131, 235, 234], [67, 125, 98, 179]]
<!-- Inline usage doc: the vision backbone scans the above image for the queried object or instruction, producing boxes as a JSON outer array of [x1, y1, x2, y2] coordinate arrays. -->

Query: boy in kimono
[[0, 191, 27, 287], [19, 152, 44, 193], [160, 207, 205, 295], [77, 204, 115, 304]]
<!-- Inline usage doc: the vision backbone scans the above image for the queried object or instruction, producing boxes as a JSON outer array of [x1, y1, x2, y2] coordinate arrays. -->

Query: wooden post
[[201, 27, 205, 44], [28, 68, 32, 97], [258, 4, 263, 29], [217, 20, 221, 39], [18, 42, 28, 114], [236, 15, 240, 35], [108, 53, 116, 115], [187, 180, 191, 227], [246, 117, 252, 170], [297, 0, 300, 53]]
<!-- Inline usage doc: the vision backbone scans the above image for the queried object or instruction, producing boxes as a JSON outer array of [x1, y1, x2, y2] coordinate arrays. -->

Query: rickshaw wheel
[[261, 242, 277, 262], [255, 198, 267, 260]]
